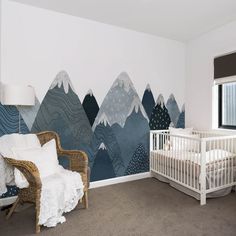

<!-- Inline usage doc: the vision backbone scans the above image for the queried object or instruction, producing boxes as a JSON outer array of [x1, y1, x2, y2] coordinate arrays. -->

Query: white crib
[[150, 130, 236, 205]]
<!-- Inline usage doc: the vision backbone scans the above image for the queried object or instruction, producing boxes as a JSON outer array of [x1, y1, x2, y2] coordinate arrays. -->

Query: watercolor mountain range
[[0, 70, 185, 186]]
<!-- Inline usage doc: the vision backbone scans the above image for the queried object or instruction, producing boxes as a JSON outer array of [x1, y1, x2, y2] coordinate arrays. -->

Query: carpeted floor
[[0, 178, 236, 236]]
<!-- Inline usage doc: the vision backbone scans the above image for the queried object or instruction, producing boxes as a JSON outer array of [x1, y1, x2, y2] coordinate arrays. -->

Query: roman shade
[[214, 52, 236, 84]]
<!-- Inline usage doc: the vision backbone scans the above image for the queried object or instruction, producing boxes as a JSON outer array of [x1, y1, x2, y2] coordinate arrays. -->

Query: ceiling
[[12, 0, 236, 42]]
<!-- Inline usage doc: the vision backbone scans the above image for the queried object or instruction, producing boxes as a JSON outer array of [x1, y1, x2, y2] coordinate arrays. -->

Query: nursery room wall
[[186, 20, 236, 130], [0, 0, 186, 182]]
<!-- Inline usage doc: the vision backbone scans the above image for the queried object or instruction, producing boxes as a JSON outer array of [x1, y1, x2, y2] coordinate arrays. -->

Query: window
[[218, 82, 236, 129]]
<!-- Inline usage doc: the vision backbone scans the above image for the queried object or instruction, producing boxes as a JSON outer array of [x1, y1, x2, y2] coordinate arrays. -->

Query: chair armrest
[[57, 149, 88, 173], [4, 157, 42, 188]]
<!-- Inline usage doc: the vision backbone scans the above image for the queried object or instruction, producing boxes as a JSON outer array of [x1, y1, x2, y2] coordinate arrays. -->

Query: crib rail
[[150, 130, 236, 205]]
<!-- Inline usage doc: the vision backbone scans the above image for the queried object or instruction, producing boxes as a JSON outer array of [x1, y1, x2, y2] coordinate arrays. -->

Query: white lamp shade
[[1, 84, 35, 106]]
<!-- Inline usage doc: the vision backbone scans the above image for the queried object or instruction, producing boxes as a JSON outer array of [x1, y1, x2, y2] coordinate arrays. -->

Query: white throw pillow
[[12, 139, 60, 189]]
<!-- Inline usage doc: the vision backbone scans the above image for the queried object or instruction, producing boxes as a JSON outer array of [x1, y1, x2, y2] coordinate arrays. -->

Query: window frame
[[218, 83, 236, 130]]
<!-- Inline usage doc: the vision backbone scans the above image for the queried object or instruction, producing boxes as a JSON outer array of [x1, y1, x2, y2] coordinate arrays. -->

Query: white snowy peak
[[127, 96, 149, 122], [99, 142, 107, 150], [50, 70, 76, 94], [156, 94, 165, 108], [112, 72, 135, 93], [181, 104, 185, 112], [87, 89, 93, 97], [168, 93, 175, 101], [146, 84, 151, 92], [97, 112, 110, 127]]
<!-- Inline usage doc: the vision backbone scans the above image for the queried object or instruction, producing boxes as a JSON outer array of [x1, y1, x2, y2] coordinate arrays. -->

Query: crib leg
[[200, 193, 206, 205]]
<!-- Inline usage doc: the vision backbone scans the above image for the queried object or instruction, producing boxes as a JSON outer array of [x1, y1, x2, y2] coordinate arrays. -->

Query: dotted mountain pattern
[[149, 103, 171, 130], [82, 92, 99, 126], [125, 144, 149, 175], [142, 86, 155, 119]]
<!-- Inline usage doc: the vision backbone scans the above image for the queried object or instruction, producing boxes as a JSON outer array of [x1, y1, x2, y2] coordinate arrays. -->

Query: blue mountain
[[142, 84, 155, 119], [0, 103, 29, 136], [176, 105, 185, 128], [112, 106, 149, 168], [91, 121, 125, 176], [149, 94, 171, 130], [166, 94, 180, 127], [90, 143, 116, 181], [82, 89, 99, 126], [31, 71, 93, 153]]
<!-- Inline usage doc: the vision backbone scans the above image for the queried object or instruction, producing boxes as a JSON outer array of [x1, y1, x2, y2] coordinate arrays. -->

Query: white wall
[[186, 20, 236, 130], [1, 0, 186, 107]]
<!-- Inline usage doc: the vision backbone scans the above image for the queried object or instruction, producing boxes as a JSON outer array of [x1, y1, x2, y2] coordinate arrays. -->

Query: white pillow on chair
[[12, 139, 60, 189]]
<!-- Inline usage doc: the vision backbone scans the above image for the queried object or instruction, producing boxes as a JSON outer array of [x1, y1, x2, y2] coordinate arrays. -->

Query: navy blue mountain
[[82, 90, 99, 126], [142, 84, 155, 119], [91, 121, 124, 177], [31, 71, 93, 159], [176, 105, 185, 128], [166, 94, 180, 127], [91, 143, 116, 181], [149, 94, 171, 130], [125, 144, 149, 175]]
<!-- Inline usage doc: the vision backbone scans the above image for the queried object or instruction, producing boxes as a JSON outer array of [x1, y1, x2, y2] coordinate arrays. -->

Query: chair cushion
[[12, 139, 60, 188]]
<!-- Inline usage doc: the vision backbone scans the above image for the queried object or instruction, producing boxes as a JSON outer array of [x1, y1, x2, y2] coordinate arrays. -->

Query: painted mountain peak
[[82, 89, 99, 126], [50, 70, 76, 94], [97, 112, 110, 127], [32, 71, 93, 153], [99, 142, 107, 150], [111, 71, 136, 93], [156, 94, 165, 108], [87, 89, 93, 96], [142, 84, 155, 119], [166, 93, 180, 127], [127, 96, 149, 122], [92, 72, 141, 130]]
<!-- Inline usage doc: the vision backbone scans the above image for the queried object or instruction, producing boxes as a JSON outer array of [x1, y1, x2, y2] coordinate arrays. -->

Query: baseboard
[[0, 196, 17, 207], [90, 172, 151, 189]]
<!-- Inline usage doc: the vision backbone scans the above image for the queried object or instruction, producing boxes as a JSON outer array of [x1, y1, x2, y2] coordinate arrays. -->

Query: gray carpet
[[0, 178, 236, 236]]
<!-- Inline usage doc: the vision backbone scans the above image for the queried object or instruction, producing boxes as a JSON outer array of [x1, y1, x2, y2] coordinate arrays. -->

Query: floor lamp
[[1, 84, 35, 133]]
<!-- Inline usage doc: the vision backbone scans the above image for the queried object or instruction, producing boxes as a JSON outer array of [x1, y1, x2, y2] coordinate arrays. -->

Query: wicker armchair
[[4, 131, 89, 234]]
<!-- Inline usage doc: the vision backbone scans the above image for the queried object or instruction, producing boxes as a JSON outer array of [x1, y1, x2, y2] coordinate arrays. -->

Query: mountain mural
[[18, 97, 40, 130], [142, 84, 155, 119], [90, 143, 116, 181], [125, 144, 149, 175], [0, 103, 29, 136], [92, 72, 150, 177], [176, 105, 185, 128], [31, 71, 93, 153], [149, 94, 171, 130], [82, 89, 99, 126], [166, 94, 180, 127]]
